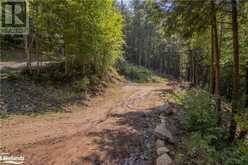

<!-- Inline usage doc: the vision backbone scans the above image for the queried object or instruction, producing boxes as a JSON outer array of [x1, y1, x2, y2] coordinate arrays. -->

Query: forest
[[0, 0, 247, 164]]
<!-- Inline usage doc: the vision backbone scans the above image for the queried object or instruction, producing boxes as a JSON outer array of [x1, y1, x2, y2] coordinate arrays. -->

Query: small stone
[[157, 147, 170, 156], [145, 142, 151, 149], [140, 155, 145, 160], [156, 139, 165, 148], [154, 124, 175, 144], [169, 150, 176, 157], [160, 116, 166, 124], [156, 104, 169, 113], [164, 108, 174, 116], [156, 153, 172, 165]]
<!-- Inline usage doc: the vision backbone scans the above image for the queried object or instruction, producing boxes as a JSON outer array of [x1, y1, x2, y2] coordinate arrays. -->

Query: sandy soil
[[0, 83, 172, 165]]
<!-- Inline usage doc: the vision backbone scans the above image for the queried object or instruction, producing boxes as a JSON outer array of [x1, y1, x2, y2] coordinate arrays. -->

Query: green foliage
[[178, 131, 248, 165], [0, 111, 8, 119], [118, 62, 153, 82], [6, 71, 20, 80], [72, 77, 90, 93], [221, 140, 248, 165], [178, 132, 219, 165], [177, 90, 248, 165], [182, 90, 218, 134], [30, 0, 123, 74], [235, 112, 248, 132], [165, 89, 186, 104], [118, 0, 181, 78], [88, 75, 100, 86]]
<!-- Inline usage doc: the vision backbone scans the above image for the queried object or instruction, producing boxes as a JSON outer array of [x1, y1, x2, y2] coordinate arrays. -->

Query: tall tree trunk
[[211, 0, 221, 122], [35, 36, 40, 74], [177, 51, 180, 79], [219, 16, 224, 53], [193, 53, 196, 85], [34, 4, 40, 74], [24, 35, 31, 73], [229, 0, 240, 142], [246, 62, 248, 108], [187, 49, 192, 82], [239, 63, 248, 138], [64, 44, 68, 75], [210, 26, 215, 94]]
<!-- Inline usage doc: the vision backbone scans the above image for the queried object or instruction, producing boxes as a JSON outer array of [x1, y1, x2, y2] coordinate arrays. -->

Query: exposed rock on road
[[156, 153, 172, 165], [154, 124, 175, 144]]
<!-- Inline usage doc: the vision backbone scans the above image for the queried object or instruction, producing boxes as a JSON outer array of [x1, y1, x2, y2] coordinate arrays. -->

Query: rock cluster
[[154, 124, 175, 144], [156, 153, 172, 165], [154, 103, 176, 165]]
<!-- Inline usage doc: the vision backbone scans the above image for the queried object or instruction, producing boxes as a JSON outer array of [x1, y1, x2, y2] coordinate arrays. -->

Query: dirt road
[[0, 83, 172, 165]]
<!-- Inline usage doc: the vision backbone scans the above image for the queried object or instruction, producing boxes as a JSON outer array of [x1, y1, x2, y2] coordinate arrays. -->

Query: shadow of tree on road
[[78, 109, 162, 165], [76, 91, 184, 165]]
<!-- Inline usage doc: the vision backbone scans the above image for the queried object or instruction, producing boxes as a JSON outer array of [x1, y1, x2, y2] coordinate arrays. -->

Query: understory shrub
[[220, 140, 248, 165], [117, 62, 152, 82], [176, 90, 248, 165], [72, 77, 90, 93], [235, 111, 248, 134], [182, 90, 219, 135]]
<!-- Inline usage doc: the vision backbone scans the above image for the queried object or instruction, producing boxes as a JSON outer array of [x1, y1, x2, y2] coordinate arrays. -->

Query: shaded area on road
[[1, 83, 173, 164], [73, 86, 184, 165], [78, 109, 163, 164]]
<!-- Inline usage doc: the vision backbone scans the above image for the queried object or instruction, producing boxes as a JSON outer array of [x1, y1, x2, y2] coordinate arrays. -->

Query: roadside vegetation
[[118, 0, 248, 162], [0, 0, 123, 118], [117, 61, 167, 83], [166, 89, 248, 164], [0, 60, 163, 119], [0, 67, 120, 118]]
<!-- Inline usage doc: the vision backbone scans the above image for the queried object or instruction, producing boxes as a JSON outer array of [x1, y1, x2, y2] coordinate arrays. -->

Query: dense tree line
[[1, 0, 124, 76], [118, 0, 248, 142], [118, 0, 181, 78]]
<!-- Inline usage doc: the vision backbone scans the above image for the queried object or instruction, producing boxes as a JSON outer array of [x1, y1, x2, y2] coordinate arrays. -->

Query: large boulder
[[156, 153, 172, 165], [154, 124, 175, 144]]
